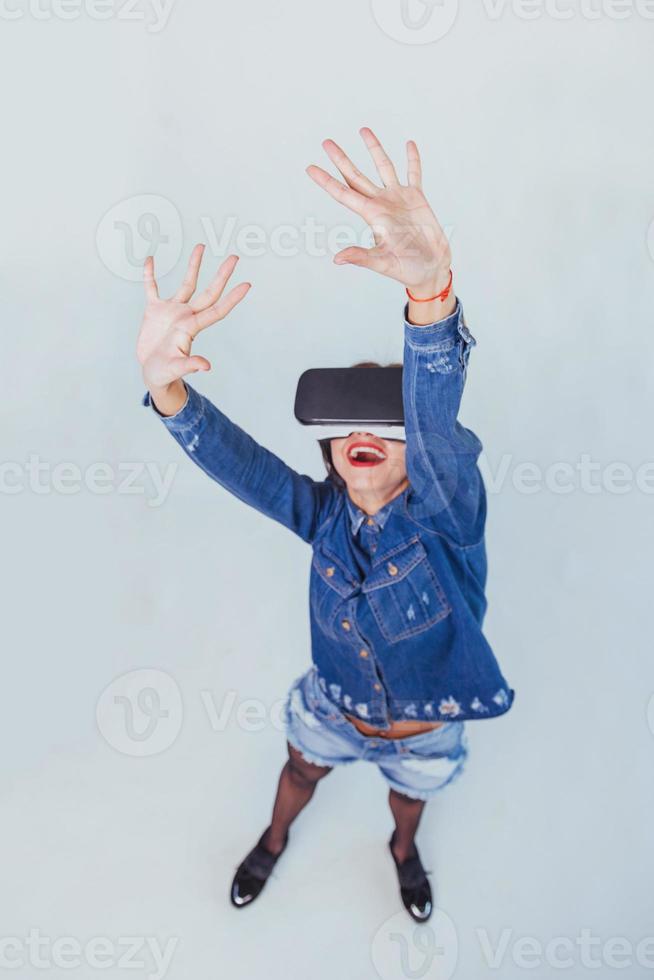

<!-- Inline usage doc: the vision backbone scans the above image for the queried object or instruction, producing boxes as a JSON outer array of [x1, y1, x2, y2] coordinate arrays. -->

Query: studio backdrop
[[1, 1, 653, 978]]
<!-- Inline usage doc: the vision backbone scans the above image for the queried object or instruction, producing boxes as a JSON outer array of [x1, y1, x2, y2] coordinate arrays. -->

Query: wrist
[[147, 379, 176, 399], [405, 267, 456, 325], [408, 266, 452, 300], [148, 379, 187, 418], [406, 293, 457, 326]]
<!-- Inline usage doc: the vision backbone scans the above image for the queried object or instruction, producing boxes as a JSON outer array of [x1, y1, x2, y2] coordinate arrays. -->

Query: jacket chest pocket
[[362, 537, 451, 643], [310, 545, 360, 639]]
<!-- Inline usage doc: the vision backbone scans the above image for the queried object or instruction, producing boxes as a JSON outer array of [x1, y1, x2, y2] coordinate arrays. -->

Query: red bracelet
[[406, 269, 453, 303]]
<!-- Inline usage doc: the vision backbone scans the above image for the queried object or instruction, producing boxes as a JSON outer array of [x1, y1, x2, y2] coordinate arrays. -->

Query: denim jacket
[[143, 300, 514, 729]]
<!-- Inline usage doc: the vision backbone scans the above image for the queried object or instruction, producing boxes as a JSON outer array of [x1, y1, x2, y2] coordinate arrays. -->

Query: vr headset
[[294, 367, 405, 442]]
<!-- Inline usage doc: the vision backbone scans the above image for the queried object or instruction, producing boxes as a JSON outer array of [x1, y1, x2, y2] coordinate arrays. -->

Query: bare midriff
[[344, 713, 445, 740]]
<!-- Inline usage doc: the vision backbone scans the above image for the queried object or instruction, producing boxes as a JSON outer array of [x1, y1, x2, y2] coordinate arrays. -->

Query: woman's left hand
[[306, 128, 451, 301]]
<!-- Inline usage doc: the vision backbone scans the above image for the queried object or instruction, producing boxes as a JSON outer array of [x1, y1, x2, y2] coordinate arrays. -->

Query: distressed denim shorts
[[283, 668, 468, 801]]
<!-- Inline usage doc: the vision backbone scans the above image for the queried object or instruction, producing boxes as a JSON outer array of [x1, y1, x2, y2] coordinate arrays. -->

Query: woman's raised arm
[[137, 246, 337, 543], [306, 129, 484, 544]]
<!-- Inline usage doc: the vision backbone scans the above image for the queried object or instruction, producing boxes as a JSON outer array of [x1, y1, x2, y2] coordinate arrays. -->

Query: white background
[[1, 0, 654, 977]]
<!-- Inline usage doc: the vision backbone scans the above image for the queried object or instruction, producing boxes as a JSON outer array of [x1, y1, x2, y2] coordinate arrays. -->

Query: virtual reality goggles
[[294, 367, 406, 442]]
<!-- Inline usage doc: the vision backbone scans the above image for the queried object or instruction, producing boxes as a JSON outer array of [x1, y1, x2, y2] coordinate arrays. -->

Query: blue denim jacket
[[143, 300, 514, 729]]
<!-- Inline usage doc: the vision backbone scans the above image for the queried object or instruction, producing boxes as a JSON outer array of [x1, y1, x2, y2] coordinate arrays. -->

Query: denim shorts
[[283, 668, 468, 801]]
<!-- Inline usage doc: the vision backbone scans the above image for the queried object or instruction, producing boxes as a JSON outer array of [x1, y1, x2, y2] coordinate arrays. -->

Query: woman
[[136, 129, 514, 923]]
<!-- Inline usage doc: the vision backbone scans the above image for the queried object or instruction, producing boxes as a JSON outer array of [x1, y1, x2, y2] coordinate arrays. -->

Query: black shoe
[[388, 830, 433, 922], [230, 828, 288, 908]]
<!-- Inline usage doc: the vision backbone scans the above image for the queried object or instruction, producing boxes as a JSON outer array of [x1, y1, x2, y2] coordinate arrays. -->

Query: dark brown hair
[[319, 361, 402, 490]]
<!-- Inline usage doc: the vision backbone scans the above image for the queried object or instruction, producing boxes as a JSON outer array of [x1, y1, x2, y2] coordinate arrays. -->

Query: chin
[[343, 469, 406, 495], [345, 474, 384, 494]]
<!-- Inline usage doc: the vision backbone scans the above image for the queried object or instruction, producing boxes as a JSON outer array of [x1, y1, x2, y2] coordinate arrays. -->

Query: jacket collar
[[345, 492, 395, 536]]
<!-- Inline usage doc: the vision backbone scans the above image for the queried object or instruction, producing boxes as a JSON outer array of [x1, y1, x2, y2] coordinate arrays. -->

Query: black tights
[[263, 741, 425, 863]]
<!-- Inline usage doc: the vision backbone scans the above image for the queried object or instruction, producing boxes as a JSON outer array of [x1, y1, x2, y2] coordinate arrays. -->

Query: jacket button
[[366, 518, 375, 526], [326, 566, 335, 577], [359, 649, 369, 658], [373, 683, 381, 691], [341, 619, 351, 631], [387, 562, 398, 576]]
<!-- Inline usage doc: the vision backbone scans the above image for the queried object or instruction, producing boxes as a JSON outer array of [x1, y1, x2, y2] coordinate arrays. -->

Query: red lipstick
[[345, 440, 387, 468]]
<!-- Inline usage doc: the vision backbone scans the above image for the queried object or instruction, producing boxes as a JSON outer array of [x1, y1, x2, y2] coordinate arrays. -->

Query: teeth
[[349, 446, 386, 460]]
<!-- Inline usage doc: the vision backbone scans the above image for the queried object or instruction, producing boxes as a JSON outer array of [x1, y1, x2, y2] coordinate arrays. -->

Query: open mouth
[[346, 440, 387, 468]]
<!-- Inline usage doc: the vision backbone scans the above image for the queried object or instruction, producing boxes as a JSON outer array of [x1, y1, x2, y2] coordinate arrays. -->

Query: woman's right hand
[[137, 244, 251, 416]]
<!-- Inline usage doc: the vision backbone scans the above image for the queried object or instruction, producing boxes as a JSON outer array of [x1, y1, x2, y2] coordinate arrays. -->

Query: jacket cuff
[[403, 298, 476, 351], [141, 382, 205, 432]]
